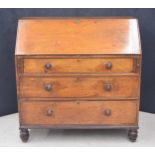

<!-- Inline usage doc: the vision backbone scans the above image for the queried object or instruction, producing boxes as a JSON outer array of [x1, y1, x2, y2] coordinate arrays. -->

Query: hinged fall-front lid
[[15, 17, 141, 55]]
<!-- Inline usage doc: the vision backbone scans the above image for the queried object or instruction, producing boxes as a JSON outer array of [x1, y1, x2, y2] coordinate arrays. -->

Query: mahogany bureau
[[15, 17, 142, 142]]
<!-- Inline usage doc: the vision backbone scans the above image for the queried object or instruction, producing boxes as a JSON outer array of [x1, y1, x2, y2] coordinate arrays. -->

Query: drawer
[[23, 58, 135, 74], [20, 100, 138, 125], [20, 76, 139, 99]]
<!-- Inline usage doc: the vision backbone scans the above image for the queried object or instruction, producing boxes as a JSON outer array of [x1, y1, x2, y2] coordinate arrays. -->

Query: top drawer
[[23, 57, 136, 74]]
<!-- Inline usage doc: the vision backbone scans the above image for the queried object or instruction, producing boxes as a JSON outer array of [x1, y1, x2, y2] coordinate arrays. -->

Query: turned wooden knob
[[46, 109, 53, 116], [44, 63, 52, 70], [104, 83, 112, 91], [105, 62, 112, 70], [44, 84, 52, 91], [103, 109, 112, 116]]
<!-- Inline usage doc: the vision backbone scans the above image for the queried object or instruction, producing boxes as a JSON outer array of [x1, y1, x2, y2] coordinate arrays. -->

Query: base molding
[[20, 124, 138, 129]]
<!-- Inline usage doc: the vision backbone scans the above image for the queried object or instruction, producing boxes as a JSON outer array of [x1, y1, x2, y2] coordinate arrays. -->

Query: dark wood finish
[[20, 124, 138, 129], [15, 17, 142, 142], [128, 129, 138, 142], [103, 109, 112, 116], [20, 128, 29, 142]]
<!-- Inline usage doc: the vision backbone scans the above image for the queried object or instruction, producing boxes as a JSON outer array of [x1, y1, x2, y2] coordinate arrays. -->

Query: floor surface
[[0, 112, 155, 146]]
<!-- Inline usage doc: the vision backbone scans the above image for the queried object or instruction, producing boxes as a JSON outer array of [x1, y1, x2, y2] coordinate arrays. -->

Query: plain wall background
[[0, 8, 155, 116]]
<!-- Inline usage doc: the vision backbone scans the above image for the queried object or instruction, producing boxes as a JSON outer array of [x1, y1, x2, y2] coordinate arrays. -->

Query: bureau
[[15, 17, 142, 142]]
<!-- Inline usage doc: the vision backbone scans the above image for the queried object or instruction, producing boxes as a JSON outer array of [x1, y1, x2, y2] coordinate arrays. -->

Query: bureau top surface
[[15, 17, 141, 55]]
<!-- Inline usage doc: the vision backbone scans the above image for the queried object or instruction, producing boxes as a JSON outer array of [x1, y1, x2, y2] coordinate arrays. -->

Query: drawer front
[[20, 100, 138, 125], [20, 76, 139, 98], [24, 58, 135, 74]]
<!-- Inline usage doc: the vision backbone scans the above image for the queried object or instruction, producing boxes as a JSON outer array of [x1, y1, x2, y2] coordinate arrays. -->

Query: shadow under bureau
[[15, 17, 142, 142]]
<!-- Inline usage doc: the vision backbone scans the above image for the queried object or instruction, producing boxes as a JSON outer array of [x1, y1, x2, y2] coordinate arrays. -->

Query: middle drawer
[[20, 76, 139, 99]]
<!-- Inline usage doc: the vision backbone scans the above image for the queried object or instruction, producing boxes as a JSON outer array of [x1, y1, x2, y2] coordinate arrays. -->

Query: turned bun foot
[[20, 128, 29, 142], [128, 129, 138, 142]]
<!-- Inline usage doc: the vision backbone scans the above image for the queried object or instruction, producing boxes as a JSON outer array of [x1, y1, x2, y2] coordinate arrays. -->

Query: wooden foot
[[128, 129, 138, 142], [20, 128, 29, 142]]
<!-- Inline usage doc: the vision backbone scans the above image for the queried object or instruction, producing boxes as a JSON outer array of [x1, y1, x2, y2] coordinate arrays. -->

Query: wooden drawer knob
[[105, 62, 112, 70], [104, 83, 112, 91], [44, 84, 53, 91], [44, 63, 52, 70], [103, 109, 112, 116], [46, 109, 53, 116]]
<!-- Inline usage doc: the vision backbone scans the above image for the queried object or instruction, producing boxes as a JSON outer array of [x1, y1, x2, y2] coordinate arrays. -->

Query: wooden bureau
[[15, 17, 142, 142]]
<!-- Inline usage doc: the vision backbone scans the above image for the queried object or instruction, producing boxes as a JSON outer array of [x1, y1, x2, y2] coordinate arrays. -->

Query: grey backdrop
[[0, 8, 154, 116]]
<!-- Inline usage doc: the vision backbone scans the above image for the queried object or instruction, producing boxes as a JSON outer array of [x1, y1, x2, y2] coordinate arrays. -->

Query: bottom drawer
[[20, 100, 138, 126]]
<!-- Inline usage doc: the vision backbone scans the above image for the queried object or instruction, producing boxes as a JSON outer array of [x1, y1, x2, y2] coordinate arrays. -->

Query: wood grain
[[24, 57, 134, 74], [15, 17, 142, 136], [15, 18, 141, 55], [20, 76, 139, 98], [20, 100, 138, 125]]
